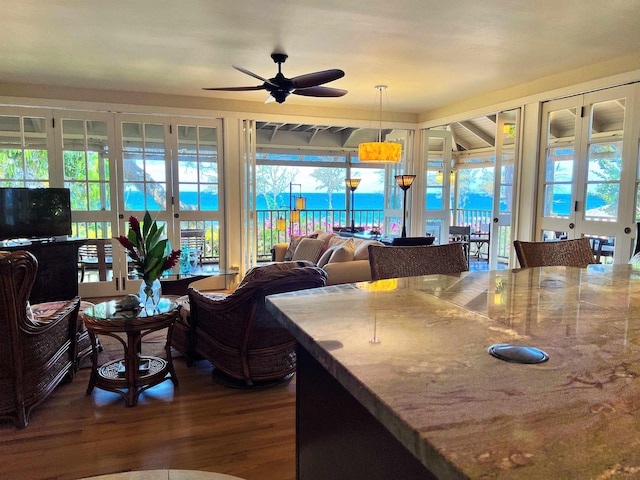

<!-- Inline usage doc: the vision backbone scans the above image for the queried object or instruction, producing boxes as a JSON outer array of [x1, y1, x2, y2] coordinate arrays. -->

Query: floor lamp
[[345, 178, 361, 232], [395, 175, 416, 238]]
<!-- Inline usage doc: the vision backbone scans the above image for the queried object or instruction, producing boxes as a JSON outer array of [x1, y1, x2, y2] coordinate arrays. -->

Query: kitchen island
[[266, 265, 640, 479]]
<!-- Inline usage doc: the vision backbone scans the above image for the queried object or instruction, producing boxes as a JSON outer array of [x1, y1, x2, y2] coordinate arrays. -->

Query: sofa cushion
[[353, 239, 385, 260], [292, 238, 325, 263], [29, 299, 95, 331], [328, 238, 355, 263]]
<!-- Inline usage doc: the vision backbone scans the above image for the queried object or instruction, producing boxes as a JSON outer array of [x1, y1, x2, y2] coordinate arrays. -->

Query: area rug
[[78, 328, 183, 369]]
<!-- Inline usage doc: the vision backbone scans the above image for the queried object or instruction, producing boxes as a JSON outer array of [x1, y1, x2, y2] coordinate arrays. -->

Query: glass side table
[[83, 297, 180, 407]]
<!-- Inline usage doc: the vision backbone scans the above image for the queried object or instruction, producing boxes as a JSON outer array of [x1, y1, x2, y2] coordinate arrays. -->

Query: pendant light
[[358, 85, 402, 163]]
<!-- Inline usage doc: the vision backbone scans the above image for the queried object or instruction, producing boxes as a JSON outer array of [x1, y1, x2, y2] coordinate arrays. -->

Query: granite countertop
[[266, 264, 640, 479]]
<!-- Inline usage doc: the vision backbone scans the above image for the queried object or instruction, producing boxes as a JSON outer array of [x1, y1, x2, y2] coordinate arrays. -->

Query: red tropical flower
[[114, 211, 181, 284]]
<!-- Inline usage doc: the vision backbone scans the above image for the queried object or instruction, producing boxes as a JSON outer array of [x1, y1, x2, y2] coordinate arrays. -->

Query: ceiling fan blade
[[233, 65, 278, 88], [202, 85, 266, 91], [293, 86, 348, 98], [291, 69, 345, 89]]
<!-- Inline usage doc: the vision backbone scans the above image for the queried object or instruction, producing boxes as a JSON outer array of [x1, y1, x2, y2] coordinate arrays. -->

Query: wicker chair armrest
[[21, 297, 80, 365]]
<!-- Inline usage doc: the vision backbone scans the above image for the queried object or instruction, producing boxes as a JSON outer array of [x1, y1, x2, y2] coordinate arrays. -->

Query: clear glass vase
[[139, 278, 162, 313]]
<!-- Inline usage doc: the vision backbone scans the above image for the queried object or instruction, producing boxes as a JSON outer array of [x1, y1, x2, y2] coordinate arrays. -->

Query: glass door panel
[[119, 117, 172, 292], [174, 121, 224, 273], [57, 113, 121, 297], [489, 109, 519, 269], [420, 130, 452, 243]]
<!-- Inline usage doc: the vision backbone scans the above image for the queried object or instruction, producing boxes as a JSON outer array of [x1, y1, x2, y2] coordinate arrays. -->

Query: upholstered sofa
[[271, 230, 384, 285]]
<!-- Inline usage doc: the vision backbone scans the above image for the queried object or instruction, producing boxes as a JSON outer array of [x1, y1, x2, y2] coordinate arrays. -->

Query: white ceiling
[[2, 0, 640, 115]]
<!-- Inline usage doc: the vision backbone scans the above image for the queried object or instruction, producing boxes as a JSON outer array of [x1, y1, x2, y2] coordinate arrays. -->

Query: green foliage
[[256, 165, 298, 209]]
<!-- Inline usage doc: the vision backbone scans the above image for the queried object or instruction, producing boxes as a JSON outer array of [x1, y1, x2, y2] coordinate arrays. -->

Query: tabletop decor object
[[116, 211, 180, 312]]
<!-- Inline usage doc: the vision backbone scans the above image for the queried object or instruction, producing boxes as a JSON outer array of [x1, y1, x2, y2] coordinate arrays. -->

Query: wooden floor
[[0, 357, 296, 480]]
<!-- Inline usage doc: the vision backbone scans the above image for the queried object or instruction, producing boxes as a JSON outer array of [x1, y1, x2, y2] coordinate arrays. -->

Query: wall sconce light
[[358, 85, 402, 163], [395, 174, 416, 238], [345, 178, 361, 232]]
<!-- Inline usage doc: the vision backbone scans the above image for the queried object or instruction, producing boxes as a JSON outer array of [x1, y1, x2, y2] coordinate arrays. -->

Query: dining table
[[265, 264, 640, 480]]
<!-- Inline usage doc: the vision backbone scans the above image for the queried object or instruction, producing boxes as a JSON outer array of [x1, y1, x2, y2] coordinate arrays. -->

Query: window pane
[[543, 184, 571, 218], [547, 108, 576, 143], [23, 117, 47, 148], [587, 142, 622, 182], [590, 99, 624, 140], [585, 183, 618, 220]]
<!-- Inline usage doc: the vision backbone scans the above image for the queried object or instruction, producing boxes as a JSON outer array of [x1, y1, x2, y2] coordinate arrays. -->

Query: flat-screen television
[[0, 187, 72, 241]]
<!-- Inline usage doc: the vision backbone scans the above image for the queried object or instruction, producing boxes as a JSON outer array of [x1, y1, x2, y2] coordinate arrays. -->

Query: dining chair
[[513, 237, 597, 268], [367, 243, 468, 281], [449, 225, 471, 267]]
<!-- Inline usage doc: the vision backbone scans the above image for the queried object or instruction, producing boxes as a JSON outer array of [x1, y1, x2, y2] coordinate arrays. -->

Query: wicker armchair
[[0, 250, 80, 428], [368, 243, 468, 281], [188, 261, 327, 387], [513, 238, 597, 268]]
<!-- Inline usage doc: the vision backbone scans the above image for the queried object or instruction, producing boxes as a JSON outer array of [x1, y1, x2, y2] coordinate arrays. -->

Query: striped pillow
[[292, 238, 325, 264]]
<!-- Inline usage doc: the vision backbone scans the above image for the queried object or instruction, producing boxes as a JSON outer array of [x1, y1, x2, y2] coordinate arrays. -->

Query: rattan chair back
[[0, 250, 80, 428], [188, 261, 327, 387], [368, 243, 468, 281], [513, 237, 597, 268]]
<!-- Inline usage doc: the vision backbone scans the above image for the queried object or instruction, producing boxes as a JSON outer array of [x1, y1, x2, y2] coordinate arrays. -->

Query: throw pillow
[[292, 238, 325, 264], [328, 238, 355, 263], [317, 245, 339, 268], [316, 231, 337, 249], [327, 235, 348, 248], [353, 239, 385, 260], [284, 233, 318, 260]]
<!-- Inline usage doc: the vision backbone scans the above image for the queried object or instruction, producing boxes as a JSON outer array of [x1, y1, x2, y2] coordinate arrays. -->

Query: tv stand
[[0, 238, 85, 303]]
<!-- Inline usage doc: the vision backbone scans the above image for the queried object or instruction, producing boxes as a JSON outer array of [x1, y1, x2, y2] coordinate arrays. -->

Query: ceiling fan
[[203, 52, 347, 104]]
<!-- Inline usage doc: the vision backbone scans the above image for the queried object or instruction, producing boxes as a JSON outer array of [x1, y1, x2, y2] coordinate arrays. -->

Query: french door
[[418, 129, 453, 241], [537, 85, 639, 262]]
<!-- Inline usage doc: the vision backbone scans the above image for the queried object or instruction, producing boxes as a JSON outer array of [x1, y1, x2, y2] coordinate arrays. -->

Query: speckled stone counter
[[266, 264, 640, 480]]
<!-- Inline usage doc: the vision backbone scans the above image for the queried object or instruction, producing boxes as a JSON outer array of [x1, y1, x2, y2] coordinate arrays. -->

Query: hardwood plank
[[0, 357, 296, 480]]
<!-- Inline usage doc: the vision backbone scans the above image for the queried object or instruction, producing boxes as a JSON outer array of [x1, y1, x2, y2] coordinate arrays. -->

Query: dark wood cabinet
[[0, 239, 85, 303]]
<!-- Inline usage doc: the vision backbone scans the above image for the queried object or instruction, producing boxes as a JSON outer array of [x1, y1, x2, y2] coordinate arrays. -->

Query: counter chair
[[368, 243, 468, 281], [0, 250, 81, 428], [185, 261, 327, 387], [513, 237, 597, 268]]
